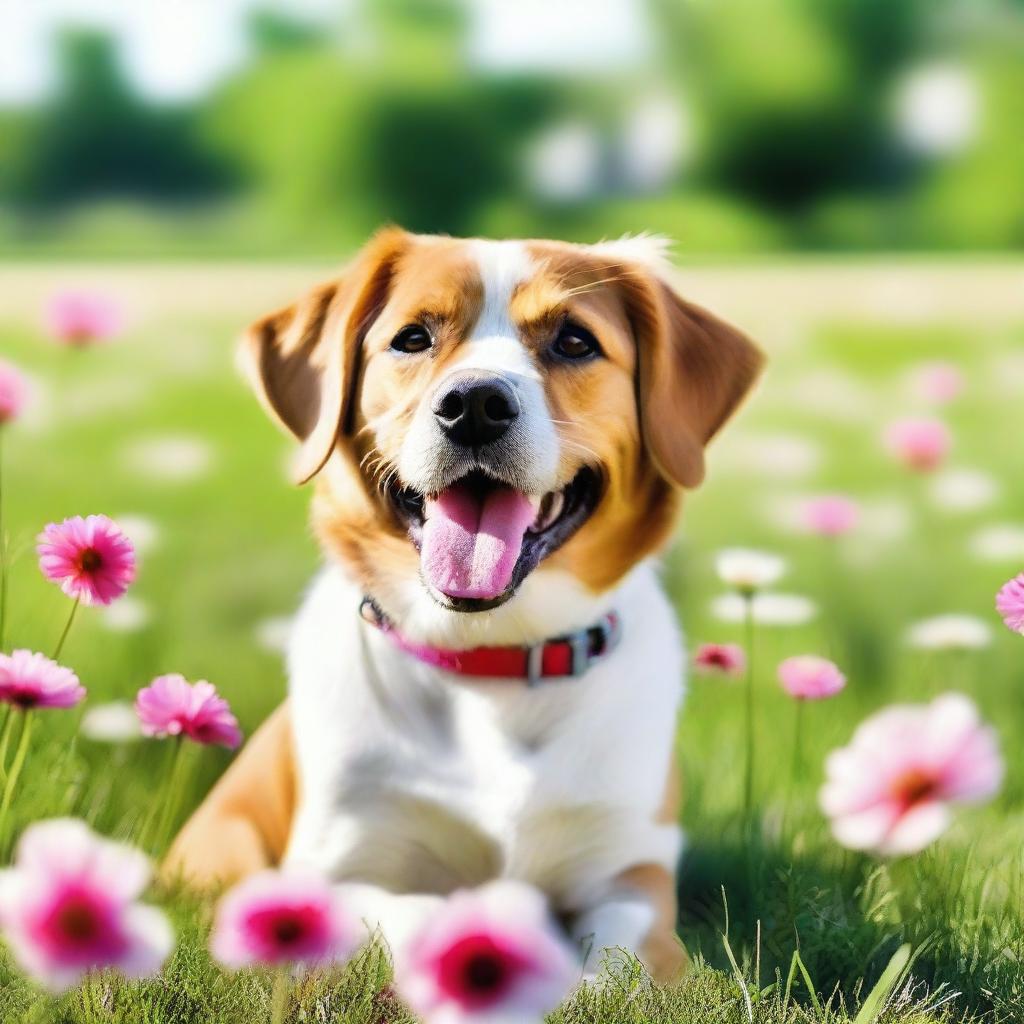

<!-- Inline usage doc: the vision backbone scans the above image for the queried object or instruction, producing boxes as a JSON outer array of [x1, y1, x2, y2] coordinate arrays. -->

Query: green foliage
[[4, 32, 230, 209], [679, 0, 872, 209]]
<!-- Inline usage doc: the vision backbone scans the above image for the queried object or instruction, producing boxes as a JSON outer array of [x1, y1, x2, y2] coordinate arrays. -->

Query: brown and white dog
[[166, 229, 762, 982]]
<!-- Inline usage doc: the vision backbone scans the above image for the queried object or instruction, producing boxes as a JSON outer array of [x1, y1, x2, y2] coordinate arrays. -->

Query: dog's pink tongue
[[421, 484, 535, 600]]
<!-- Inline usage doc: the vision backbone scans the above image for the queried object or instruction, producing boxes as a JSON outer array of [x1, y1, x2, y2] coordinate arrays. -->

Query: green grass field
[[1, 263, 1023, 1023]]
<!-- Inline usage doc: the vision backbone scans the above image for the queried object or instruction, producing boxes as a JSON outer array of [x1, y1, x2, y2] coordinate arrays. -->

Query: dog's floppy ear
[[626, 270, 764, 489], [239, 228, 409, 484]]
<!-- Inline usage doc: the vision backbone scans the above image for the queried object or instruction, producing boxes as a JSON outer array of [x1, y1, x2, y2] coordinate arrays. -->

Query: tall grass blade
[[853, 944, 912, 1024]]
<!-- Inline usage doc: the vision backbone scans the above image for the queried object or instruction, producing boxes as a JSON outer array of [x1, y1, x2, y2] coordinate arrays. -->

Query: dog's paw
[[570, 896, 655, 978], [344, 885, 445, 954]]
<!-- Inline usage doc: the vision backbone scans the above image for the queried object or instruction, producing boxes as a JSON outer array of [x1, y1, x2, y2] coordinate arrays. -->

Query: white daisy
[[929, 469, 999, 514], [711, 592, 818, 627], [64, 377, 150, 421], [122, 435, 214, 483], [112, 515, 161, 556], [99, 597, 151, 633], [857, 497, 913, 544], [784, 367, 876, 424], [715, 548, 786, 592], [968, 524, 1024, 563], [712, 432, 822, 482], [12, 370, 55, 435], [986, 352, 1024, 397], [81, 702, 143, 743], [906, 614, 992, 651]]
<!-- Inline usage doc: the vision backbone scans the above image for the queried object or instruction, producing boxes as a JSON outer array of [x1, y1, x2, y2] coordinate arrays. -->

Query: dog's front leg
[[572, 763, 689, 985], [571, 862, 688, 984]]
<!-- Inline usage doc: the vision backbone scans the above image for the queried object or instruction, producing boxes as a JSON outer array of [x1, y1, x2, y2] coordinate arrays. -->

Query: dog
[[165, 228, 762, 982]]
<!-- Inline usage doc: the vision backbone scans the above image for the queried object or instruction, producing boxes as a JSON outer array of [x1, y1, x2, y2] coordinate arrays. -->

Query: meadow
[[0, 260, 1023, 1023]]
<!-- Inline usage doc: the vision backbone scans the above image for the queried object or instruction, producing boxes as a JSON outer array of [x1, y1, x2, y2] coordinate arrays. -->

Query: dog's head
[[241, 229, 762, 632]]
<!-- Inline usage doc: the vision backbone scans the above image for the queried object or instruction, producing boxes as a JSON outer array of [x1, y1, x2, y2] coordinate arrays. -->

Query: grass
[[1, 266, 1023, 1022]]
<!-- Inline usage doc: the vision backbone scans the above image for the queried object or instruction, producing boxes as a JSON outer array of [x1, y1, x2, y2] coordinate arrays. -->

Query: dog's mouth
[[389, 467, 601, 612]]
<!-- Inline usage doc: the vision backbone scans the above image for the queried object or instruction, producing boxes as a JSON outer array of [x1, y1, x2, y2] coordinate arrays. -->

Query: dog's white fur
[[284, 561, 683, 969], [398, 241, 559, 500]]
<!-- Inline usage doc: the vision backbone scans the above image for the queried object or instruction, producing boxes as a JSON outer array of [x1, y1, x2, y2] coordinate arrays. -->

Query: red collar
[[359, 597, 621, 686]]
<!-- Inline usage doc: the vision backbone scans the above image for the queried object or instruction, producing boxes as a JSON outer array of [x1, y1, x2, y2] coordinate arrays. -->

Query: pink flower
[[395, 880, 577, 1024], [996, 573, 1024, 635], [911, 361, 963, 404], [0, 650, 86, 710], [37, 515, 136, 606], [135, 673, 242, 749], [883, 418, 950, 473], [0, 360, 29, 424], [210, 870, 357, 971], [0, 819, 172, 991], [800, 495, 859, 537], [820, 693, 1003, 855], [45, 291, 122, 347], [693, 643, 746, 677], [778, 655, 846, 700]]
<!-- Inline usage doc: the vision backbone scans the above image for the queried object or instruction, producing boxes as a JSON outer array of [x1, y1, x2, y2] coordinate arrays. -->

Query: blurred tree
[[1, 0, 1020, 254], [665, 0, 884, 210], [362, 79, 554, 234], [3, 31, 231, 208], [205, 2, 556, 239]]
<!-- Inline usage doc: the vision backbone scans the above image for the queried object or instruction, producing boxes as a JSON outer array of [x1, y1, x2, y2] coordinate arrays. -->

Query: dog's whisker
[[560, 273, 631, 299]]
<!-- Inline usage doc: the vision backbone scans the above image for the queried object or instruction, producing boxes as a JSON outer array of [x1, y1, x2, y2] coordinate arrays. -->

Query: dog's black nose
[[432, 373, 520, 447]]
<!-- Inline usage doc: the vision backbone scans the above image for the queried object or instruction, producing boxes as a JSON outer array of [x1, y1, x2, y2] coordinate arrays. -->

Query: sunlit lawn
[[1, 266, 1023, 1023]]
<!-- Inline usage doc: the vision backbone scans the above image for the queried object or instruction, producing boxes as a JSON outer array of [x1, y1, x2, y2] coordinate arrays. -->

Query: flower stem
[[138, 739, 177, 849], [0, 707, 14, 781], [785, 699, 806, 839], [51, 598, 80, 661], [153, 738, 189, 856], [0, 711, 33, 839], [270, 967, 290, 1024], [791, 700, 805, 790], [742, 593, 756, 820]]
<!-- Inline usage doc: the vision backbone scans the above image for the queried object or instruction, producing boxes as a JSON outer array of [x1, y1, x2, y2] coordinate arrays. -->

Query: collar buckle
[[532, 614, 622, 684], [526, 643, 545, 687], [568, 629, 591, 677], [569, 613, 622, 678]]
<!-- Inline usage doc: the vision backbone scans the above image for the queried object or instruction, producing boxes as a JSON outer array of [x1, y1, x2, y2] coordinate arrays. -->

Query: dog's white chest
[[283, 565, 684, 911]]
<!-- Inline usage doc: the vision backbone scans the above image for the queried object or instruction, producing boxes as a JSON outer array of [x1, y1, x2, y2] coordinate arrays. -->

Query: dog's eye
[[551, 323, 601, 361], [391, 325, 433, 354]]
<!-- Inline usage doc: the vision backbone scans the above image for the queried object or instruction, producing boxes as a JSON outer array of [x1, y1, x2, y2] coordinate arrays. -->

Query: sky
[[0, 0, 340, 105], [0, 0, 651, 107], [466, 0, 650, 75]]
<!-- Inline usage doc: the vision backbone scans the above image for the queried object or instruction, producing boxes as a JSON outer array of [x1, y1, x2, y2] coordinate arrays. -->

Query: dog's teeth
[[531, 491, 564, 533], [548, 491, 565, 525], [530, 495, 550, 533]]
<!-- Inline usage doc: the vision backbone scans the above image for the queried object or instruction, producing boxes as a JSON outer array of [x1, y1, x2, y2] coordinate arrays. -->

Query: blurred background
[[2, 0, 1022, 259]]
